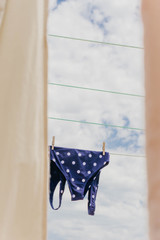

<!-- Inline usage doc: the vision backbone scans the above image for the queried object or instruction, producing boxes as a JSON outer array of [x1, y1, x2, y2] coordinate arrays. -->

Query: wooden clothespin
[[102, 142, 105, 156], [52, 136, 55, 150]]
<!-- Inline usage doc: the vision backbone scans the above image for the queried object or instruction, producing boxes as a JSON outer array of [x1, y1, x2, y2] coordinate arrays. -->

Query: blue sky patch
[[81, 4, 110, 35], [104, 126, 144, 153], [57, 0, 67, 5]]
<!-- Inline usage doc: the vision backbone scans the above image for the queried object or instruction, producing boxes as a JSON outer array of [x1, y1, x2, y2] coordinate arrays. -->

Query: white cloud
[[47, 0, 147, 239]]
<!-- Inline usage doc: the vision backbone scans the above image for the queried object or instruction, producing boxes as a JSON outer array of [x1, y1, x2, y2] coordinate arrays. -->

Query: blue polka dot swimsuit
[[49, 146, 110, 215]]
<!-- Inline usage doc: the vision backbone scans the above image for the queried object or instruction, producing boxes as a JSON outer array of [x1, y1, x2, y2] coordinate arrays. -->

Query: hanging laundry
[[49, 146, 110, 215]]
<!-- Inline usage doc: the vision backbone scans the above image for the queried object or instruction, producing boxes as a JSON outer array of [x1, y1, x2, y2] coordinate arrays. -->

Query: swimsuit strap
[[88, 171, 100, 215], [50, 160, 66, 210]]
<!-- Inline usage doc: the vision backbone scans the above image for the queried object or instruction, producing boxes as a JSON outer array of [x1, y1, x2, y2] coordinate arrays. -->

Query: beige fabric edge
[[142, 0, 160, 239], [0, 0, 49, 239], [42, 0, 49, 239], [0, 0, 7, 29]]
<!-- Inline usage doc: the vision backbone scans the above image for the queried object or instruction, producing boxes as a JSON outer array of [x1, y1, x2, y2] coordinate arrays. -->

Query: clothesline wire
[[48, 34, 144, 50], [48, 118, 145, 158], [110, 152, 145, 158], [48, 35, 145, 159], [49, 147, 145, 158], [48, 117, 144, 132], [48, 82, 144, 98]]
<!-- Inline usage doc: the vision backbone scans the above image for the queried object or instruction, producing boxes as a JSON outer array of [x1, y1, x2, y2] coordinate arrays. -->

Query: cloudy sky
[[47, 0, 148, 239]]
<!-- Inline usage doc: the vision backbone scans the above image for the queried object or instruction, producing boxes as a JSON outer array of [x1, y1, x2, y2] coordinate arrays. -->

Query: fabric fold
[[142, 0, 160, 239], [0, 0, 48, 239]]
